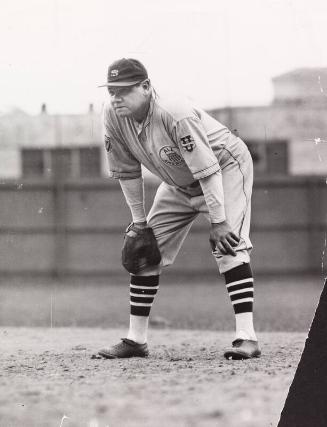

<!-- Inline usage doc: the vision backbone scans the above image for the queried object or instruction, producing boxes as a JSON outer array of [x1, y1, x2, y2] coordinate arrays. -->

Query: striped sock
[[224, 263, 257, 340], [130, 275, 159, 317], [224, 263, 254, 314]]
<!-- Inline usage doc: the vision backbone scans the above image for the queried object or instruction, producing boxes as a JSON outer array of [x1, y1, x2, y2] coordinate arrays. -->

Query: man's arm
[[119, 177, 147, 227], [199, 172, 240, 256]]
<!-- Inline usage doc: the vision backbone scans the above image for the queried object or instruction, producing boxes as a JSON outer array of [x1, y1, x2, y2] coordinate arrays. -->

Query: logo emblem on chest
[[180, 135, 195, 152], [159, 146, 185, 167]]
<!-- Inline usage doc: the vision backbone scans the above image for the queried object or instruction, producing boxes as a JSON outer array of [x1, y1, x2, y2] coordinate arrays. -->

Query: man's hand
[[209, 221, 240, 257]]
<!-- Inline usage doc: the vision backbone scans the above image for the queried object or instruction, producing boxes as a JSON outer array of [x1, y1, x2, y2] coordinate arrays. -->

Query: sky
[[1, 0, 327, 115]]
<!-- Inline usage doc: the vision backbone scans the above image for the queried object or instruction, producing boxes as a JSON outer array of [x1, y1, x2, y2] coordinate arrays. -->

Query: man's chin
[[115, 107, 131, 117]]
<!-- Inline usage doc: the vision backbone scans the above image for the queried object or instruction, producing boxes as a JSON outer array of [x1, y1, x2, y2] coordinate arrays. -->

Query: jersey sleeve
[[173, 116, 221, 180], [199, 172, 225, 223], [103, 105, 142, 180]]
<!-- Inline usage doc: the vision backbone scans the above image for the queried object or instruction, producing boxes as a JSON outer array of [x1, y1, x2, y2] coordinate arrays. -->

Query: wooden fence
[[0, 176, 326, 277]]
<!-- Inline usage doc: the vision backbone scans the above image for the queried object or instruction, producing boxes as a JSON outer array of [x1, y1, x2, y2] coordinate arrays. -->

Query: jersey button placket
[[138, 129, 153, 162]]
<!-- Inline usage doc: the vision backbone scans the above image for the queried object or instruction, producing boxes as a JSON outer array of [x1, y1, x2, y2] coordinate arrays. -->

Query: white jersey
[[103, 93, 246, 188]]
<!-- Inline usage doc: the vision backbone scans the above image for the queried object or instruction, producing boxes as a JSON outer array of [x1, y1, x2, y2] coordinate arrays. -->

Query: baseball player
[[98, 58, 261, 360]]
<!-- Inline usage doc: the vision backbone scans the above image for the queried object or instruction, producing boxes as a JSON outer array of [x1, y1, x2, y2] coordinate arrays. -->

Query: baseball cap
[[98, 58, 148, 87]]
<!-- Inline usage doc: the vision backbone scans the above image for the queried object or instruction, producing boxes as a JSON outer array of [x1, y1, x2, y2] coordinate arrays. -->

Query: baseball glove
[[121, 223, 162, 274]]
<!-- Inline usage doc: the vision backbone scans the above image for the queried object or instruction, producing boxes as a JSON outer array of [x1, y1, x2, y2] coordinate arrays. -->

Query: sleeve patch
[[180, 135, 196, 152]]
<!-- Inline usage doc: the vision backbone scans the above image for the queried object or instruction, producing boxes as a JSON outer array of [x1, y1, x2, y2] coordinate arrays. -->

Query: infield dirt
[[0, 327, 304, 427]]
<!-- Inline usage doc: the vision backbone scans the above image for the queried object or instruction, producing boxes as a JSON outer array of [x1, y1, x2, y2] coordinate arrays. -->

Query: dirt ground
[[0, 327, 305, 427]]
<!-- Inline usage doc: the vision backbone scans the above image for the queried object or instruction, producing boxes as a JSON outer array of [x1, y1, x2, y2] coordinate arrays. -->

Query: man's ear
[[142, 79, 151, 90]]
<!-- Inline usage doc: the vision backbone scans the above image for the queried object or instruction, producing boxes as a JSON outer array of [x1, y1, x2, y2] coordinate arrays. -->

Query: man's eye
[[119, 89, 129, 95], [109, 87, 131, 97]]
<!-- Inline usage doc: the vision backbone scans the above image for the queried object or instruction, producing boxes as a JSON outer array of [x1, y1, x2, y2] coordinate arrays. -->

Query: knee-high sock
[[224, 263, 257, 341], [127, 275, 159, 344]]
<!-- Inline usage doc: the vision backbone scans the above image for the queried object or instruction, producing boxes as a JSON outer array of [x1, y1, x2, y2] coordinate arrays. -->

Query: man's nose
[[110, 93, 121, 101]]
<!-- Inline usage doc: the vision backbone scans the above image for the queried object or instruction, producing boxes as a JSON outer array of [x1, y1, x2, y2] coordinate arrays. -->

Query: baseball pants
[[147, 142, 253, 274]]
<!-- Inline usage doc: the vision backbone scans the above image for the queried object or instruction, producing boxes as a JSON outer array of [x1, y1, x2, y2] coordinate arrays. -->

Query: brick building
[[0, 104, 104, 180], [1, 68, 327, 180], [209, 67, 327, 176]]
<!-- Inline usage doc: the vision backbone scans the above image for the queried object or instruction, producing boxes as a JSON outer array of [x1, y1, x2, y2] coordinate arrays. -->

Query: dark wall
[[0, 176, 325, 277]]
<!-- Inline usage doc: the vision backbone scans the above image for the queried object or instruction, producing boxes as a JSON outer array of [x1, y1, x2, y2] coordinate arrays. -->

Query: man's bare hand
[[209, 221, 240, 256]]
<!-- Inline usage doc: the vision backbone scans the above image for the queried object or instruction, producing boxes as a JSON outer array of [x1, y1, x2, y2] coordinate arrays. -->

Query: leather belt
[[178, 180, 202, 196]]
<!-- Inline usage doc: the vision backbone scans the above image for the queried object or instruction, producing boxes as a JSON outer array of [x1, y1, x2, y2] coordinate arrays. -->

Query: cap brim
[[98, 80, 142, 88]]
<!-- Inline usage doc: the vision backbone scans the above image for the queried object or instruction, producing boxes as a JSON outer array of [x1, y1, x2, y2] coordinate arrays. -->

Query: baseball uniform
[[104, 93, 253, 273], [98, 57, 260, 361]]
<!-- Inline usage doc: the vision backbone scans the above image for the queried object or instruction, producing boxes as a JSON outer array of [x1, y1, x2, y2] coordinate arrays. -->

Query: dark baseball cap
[[98, 58, 148, 87]]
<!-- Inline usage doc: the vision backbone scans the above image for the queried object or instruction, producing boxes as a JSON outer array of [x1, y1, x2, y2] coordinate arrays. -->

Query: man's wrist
[[209, 212, 226, 224], [211, 218, 226, 226], [134, 221, 147, 228]]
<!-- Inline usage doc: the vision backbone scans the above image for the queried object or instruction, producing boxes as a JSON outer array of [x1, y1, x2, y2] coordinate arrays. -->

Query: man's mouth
[[113, 105, 130, 115]]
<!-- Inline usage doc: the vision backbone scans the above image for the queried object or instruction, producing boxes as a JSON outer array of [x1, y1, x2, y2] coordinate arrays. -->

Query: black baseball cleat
[[98, 338, 149, 359], [223, 339, 261, 360]]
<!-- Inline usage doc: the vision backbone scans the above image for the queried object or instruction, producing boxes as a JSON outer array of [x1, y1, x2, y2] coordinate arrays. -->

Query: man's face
[[108, 83, 149, 119]]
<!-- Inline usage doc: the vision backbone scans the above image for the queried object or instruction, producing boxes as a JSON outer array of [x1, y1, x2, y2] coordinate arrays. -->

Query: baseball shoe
[[98, 338, 149, 359], [224, 339, 261, 360]]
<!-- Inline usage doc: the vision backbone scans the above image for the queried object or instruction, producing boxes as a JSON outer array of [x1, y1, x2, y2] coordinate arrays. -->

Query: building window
[[50, 148, 73, 179], [266, 142, 288, 175], [22, 149, 44, 177], [21, 146, 102, 179], [246, 143, 267, 174], [79, 147, 101, 177], [246, 140, 288, 175]]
